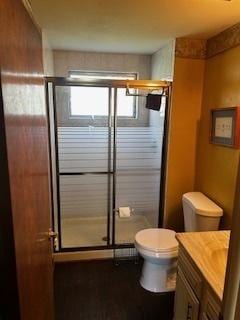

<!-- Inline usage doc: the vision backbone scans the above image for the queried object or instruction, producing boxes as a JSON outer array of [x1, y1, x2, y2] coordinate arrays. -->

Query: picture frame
[[210, 107, 240, 148]]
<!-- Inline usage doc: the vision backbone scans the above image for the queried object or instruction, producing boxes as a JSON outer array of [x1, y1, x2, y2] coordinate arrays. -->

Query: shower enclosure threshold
[[61, 215, 151, 248]]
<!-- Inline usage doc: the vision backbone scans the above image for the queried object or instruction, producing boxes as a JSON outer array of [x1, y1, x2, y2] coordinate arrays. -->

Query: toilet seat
[[135, 228, 178, 253]]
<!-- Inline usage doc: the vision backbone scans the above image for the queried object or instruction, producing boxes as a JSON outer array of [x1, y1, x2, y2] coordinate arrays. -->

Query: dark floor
[[54, 259, 174, 320]]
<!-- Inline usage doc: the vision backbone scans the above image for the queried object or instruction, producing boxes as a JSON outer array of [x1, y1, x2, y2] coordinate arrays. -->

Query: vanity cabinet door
[[174, 268, 200, 320]]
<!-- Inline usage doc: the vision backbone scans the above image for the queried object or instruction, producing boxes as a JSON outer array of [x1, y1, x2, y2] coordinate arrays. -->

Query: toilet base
[[139, 260, 176, 293]]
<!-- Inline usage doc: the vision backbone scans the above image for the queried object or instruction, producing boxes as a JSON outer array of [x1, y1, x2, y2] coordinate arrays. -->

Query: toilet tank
[[182, 192, 223, 232]]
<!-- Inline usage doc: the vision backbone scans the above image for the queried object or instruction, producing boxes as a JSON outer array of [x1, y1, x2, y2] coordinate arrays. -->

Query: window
[[69, 71, 137, 118]]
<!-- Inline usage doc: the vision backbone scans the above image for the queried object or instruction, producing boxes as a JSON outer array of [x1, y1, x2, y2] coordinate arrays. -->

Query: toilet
[[135, 192, 223, 293], [135, 228, 178, 292]]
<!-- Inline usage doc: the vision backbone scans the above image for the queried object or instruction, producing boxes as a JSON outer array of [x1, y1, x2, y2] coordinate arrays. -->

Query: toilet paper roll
[[118, 207, 131, 218]]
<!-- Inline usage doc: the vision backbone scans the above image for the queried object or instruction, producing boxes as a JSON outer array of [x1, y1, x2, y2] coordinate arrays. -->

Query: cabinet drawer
[[202, 289, 221, 320], [202, 314, 210, 320], [178, 249, 202, 299]]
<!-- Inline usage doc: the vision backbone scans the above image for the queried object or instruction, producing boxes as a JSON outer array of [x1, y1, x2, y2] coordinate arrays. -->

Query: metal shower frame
[[45, 77, 172, 253]]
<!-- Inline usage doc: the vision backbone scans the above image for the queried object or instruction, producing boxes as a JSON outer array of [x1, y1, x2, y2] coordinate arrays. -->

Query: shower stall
[[46, 77, 170, 252]]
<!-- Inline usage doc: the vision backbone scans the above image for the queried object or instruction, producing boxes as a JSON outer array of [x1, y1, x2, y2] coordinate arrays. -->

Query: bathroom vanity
[[174, 231, 230, 320]]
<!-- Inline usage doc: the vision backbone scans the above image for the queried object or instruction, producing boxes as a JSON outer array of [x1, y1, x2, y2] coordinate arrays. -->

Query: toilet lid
[[135, 228, 178, 253]]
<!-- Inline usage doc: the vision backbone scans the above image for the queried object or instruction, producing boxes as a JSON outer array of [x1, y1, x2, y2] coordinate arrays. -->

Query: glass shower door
[[114, 88, 165, 245], [49, 81, 166, 251], [54, 84, 113, 249]]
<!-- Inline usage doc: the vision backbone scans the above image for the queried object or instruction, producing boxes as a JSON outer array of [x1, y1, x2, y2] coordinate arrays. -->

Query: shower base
[[61, 215, 151, 248]]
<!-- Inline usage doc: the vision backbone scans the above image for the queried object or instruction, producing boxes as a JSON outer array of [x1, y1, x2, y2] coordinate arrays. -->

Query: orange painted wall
[[164, 57, 205, 231], [195, 46, 240, 229]]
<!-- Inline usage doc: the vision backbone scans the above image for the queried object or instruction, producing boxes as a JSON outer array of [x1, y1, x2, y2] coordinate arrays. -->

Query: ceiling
[[29, 0, 240, 54]]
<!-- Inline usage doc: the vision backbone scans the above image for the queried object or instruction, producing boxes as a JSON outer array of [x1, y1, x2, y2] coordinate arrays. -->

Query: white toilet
[[135, 192, 223, 293]]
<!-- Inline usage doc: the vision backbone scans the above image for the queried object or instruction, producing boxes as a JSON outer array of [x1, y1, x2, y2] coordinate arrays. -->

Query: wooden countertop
[[176, 231, 230, 301]]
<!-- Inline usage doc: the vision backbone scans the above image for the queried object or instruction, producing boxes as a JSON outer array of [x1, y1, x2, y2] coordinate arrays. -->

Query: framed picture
[[210, 107, 240, 148]]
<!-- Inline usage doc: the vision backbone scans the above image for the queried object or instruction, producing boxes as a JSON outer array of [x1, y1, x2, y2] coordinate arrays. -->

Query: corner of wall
[[151, 40, 175, 81], [42, 30, 55, 76], [164, 38, 206, 231], [162, 27, 240, 231], [195, 45, 240, 229]]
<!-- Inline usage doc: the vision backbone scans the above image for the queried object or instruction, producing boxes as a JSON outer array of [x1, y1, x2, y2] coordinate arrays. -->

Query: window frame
[[68, 70, 138, 119]]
